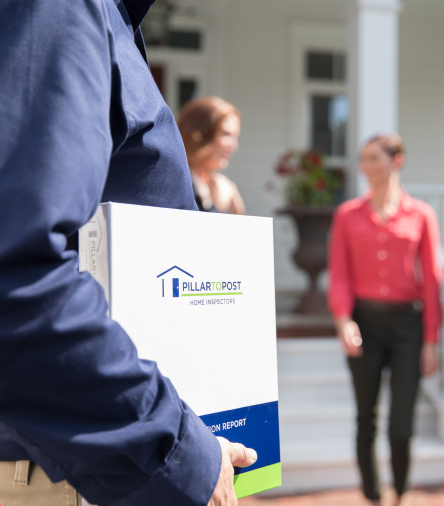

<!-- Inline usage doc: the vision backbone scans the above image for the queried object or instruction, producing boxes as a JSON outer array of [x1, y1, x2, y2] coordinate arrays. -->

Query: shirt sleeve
[[0, 1, 221, 505], [328, 207, 355, 320], [419, 206, 442, 343]]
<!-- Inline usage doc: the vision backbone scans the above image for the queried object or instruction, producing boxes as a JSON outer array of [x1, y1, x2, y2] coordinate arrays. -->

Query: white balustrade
[[404, 183, 444, 426]]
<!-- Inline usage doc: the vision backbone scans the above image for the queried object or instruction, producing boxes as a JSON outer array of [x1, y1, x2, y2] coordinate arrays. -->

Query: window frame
[[305, 82, 348, 164], [144, 16, 210, 115], [287, 22, 348, 168]]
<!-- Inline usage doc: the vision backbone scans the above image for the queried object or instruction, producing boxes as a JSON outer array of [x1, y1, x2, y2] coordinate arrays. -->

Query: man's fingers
[[216, 437, 258, 468], [228, 442, 257, 467]]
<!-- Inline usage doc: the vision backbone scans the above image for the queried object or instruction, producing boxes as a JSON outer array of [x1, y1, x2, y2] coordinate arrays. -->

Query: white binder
[[79, 203, 280, 498]]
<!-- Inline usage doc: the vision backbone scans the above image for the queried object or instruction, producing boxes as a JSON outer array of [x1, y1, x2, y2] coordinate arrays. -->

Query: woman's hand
[[421, 342, 439, 376], [336, 317, 363, 357]]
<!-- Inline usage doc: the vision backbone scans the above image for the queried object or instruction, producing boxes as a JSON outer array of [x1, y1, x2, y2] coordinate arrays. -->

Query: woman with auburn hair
[[328, 134, 442, 505], [177, 96, 246, 214]]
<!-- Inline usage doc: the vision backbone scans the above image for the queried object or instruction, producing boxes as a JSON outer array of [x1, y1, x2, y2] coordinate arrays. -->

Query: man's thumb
[[229, 442, 257, 468]]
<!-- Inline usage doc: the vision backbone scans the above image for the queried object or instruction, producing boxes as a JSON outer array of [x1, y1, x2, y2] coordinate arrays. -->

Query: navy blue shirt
[[0, 0, 221, 504]]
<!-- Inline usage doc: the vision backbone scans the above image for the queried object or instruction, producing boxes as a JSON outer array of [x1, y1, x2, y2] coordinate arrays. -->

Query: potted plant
[[275, 150, 344, 314]]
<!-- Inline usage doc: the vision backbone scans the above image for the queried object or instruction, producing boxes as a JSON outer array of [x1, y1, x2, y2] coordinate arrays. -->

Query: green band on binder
[[233, 463, 281, 499]]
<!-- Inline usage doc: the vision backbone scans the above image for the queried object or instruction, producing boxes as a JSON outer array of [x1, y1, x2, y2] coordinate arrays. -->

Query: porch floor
[[275, 291, 336, 338], [239, 485, 444, 505]]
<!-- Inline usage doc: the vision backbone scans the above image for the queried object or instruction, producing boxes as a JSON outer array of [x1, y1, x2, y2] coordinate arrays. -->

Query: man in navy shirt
[[0, 0, 256, 504]]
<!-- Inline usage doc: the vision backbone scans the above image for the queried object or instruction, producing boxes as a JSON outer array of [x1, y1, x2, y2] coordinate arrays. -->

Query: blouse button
[[379, 268, 389, 278], [378, 233, 387, 243], [377, 250, 388, 261], [380, 285, 390, 296]]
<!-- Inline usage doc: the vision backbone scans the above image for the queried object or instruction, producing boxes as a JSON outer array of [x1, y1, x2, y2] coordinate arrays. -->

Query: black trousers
[[348, 305, 423, 500]]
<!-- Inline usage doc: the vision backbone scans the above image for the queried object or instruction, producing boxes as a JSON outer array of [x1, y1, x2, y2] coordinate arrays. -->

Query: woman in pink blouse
[[328, 134, 441, 505]]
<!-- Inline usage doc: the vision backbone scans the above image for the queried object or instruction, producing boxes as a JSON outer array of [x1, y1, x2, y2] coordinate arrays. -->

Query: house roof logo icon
[[157, 266, 193, 298], [157, 266, 193, 279]]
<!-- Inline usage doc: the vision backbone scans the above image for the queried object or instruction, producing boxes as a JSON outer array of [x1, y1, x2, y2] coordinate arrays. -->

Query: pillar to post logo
[[157, 265, 243, 299]]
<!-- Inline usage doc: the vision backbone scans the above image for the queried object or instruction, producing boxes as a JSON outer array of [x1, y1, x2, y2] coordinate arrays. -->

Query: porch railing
[[404, 183, 444, 254], [404, 183, 444, 439]]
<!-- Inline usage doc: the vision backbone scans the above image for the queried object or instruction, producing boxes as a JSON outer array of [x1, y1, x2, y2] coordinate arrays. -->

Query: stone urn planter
[[278, 206, 335, 314]]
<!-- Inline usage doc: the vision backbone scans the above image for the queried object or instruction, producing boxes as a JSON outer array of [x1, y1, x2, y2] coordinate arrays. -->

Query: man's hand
[[336, 317, 363, 357], [207, 437, 257, 506], [421, 342, 438, 376]]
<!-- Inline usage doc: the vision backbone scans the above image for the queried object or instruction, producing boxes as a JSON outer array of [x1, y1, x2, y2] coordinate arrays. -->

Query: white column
[[347, 0, 403, 196]]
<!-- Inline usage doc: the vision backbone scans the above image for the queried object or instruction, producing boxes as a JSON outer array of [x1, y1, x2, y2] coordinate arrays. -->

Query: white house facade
[[144, 0, 444, 292], [143, 0, 444, 493]]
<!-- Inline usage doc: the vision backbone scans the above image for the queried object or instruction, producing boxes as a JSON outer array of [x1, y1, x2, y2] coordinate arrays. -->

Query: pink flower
[[302, 150, 322, 168], [276, 166, 289, 176]]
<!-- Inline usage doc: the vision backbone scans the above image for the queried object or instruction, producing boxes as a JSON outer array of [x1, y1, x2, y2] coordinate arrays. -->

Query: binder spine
[[79, 203, 111, 313]]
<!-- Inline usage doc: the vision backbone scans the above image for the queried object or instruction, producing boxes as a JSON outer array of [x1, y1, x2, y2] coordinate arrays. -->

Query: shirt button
[[378, 233, 387, 243], [377, 250, 388, 260], [379, 268, 389, 278], [380, 285, 390, 296]]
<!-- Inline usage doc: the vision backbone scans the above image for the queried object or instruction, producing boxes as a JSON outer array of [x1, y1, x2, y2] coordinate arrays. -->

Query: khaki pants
[[0, 461, 81, 506]]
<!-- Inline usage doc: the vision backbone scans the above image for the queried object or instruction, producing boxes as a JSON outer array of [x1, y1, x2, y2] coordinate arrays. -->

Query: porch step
[[276, 314, 336, 338], [279, 371, 354, 404], [276, 436, 444, 495], [273, 338, 444, 494], [277, 338, 346, 374], [279, 401, 437, 441]]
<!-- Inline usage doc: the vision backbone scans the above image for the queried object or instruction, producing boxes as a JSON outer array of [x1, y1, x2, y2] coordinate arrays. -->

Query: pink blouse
[[328, 192, 442, 343]]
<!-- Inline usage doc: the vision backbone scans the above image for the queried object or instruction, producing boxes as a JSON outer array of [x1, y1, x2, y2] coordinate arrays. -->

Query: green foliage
[[275, 150, 341, 207]]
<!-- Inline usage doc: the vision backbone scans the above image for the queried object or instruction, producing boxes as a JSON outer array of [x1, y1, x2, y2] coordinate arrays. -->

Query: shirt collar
[[121, 0, 157, 31], [360, 188, 412, 223]]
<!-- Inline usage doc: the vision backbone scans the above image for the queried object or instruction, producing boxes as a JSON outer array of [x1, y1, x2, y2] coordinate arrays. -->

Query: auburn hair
[[365, 133, 405, 158], [177, 96, 241, 166]]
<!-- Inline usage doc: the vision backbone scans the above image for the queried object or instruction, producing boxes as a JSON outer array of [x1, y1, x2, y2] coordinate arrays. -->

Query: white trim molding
[[347, 0, 401, 196], [355, 0, 403, 13]]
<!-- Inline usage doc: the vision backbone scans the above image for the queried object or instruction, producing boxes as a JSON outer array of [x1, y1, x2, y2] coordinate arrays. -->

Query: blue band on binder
[[199, 401, 280, 475]]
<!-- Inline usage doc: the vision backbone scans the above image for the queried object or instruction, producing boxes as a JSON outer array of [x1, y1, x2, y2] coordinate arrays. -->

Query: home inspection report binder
[[79, 203, 280, 498]]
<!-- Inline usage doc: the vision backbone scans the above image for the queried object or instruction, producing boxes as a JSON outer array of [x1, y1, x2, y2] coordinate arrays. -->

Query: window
[[178, 79, 198, 108], [306, 51, 346, 81], [144, 29, 202, 50], [142, 11, 208, 115], [311, 94, 348, 157], [169, 31, 201, 50], [150, 65, 166, 99]]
